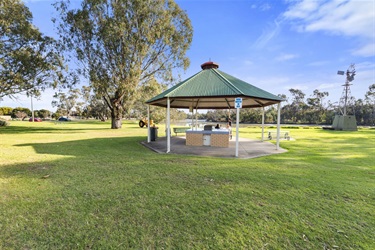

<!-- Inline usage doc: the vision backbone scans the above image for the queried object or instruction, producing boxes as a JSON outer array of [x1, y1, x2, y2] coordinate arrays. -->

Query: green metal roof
[[146, 66, 283, 109]]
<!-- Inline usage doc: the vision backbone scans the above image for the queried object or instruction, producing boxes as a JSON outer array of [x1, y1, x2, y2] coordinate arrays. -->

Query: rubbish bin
[[150, 126, 158, 141]]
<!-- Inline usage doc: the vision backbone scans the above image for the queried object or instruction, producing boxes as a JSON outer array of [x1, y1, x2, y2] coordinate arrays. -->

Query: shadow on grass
[[0, 125, 110, 134], [14, 136, 147, 156], [1, 135, 181, 180]]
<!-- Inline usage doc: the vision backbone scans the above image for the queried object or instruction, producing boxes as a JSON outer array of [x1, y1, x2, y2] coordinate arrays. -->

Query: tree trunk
[[111, 104, 122, 129]]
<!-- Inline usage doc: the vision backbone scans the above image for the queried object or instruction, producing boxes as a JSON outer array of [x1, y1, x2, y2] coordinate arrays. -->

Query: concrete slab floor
[[141, 136, 287, 159]]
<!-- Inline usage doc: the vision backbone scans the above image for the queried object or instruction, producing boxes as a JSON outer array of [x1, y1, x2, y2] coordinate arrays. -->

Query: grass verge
[[1, 121, 374, 249]]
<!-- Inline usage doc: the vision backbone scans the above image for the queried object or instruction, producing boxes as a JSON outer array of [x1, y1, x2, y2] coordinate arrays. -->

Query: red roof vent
[[201, 61, 219, 70]]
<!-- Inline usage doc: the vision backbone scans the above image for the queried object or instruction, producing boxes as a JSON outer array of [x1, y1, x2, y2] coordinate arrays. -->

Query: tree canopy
[[52, 88, 81, 118], [0, 0, 68, 99], [55, 0, 193, 128]]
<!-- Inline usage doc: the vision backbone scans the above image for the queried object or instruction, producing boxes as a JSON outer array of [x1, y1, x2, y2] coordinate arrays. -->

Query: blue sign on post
[[234, 97, 242, 109]]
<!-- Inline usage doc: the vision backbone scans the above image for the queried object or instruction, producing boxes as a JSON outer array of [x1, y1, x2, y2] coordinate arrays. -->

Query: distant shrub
[[281, 126, 301, 129], [0, 107, 13, 115], [0, 119, 10, 127]]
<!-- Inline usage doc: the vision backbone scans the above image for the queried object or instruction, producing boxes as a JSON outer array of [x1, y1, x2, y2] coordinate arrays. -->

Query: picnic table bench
[[267, 130, 290, 140], [173, 127, 190, 136]]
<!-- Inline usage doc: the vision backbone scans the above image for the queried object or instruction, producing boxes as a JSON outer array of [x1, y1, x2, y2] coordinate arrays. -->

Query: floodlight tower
[[337, 63, 356, 116], [331, 63, 357, 131]]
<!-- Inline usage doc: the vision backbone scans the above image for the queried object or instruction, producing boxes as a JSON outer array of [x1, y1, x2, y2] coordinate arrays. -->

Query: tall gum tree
[[54, 0, 193, 129], [0, 0, 70, 99]]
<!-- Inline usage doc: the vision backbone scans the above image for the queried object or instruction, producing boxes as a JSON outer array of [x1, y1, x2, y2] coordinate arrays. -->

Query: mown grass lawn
[[1, 120, 374, 249]]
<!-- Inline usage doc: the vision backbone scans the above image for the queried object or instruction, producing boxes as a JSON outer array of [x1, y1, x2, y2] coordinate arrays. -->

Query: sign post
[[234, 98, 242, 157]]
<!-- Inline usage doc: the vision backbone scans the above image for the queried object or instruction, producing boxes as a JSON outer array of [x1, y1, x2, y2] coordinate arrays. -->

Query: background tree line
[[0, 82, 187, 123], [1, 83, 374, 125], [190, 84, 375, 126]]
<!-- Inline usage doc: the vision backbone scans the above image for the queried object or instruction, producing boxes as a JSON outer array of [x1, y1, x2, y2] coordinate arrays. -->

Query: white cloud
[[238, 75, 290, 87], [351, 62, 375, 91], [250, 3, 271, 11], [317, 83, 335, 90], [283, 0, 320, 19], [356, 61, 375, 72], [283, 84, 309, 91], [308, 60, 330, 67], [260, 3, 271, 11], [252, 18, 283, 49], [243, 60, 254, 65], [275, 53, 299, 61], [352, 43, 375, 57], [251, 76, 291, 89], [283, 0, 375, 57]]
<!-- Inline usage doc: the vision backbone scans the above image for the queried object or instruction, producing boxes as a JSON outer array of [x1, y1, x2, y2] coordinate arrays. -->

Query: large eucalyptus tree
[[55, 0, 193, 128], [0, 0, 67, 99]]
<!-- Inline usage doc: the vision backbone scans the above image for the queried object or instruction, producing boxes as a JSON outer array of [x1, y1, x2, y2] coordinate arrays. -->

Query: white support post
[[276, 102, 281, 150], [147, 105, 150, 143], [167, 97, 171, 153], [235, 107, 240, 157], [165, 106, 168, 135], [195, 108, 199, 130], [261, 106, 265, 141], [190, 106, 193, 130]]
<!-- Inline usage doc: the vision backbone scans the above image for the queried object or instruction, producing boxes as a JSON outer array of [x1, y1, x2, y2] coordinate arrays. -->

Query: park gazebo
[[146, 61, 284, 157]]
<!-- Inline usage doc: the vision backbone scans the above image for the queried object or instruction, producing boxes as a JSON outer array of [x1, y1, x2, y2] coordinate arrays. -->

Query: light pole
[[30, 94, 34, 122]]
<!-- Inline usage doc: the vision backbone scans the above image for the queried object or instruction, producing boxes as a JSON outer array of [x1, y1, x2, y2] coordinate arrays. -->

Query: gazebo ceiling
[[146, 62, 284, 109]]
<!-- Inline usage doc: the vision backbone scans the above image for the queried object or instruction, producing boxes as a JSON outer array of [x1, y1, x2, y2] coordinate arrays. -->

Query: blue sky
[[2, 0, 374, 111]]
